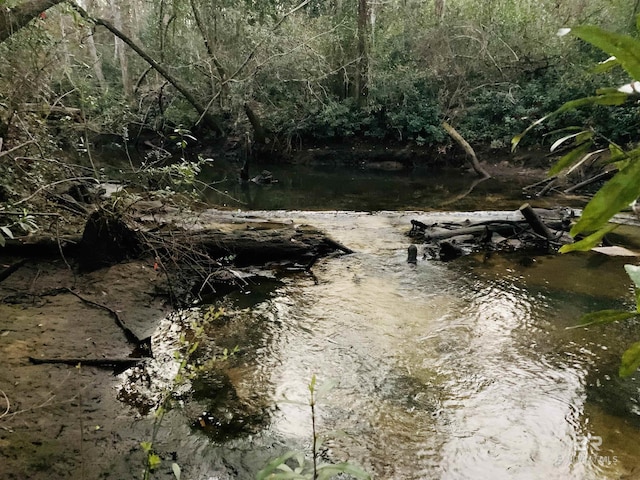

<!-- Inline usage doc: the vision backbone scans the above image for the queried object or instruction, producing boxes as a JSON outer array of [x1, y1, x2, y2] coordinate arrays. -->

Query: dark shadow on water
[[200, 163, 544, 211]]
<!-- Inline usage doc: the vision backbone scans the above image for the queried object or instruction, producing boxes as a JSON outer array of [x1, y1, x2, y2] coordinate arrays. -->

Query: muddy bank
[[0, 209, 352, 480], [0, 257, 171, 480]]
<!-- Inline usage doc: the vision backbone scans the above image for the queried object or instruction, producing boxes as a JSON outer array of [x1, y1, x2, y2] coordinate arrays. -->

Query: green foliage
[[0, 210, 38, 247], [620, 341, 640, 377], [558, 224, 617, 253], [516, 19, 640, 376]]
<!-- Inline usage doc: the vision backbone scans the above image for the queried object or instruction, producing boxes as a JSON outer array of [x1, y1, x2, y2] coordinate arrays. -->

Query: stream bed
[[3, 161, 640, 480], [133, 210, 640, 480]]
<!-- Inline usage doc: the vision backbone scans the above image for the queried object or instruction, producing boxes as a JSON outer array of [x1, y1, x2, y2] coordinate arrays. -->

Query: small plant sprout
[[257, 375, 370, 480]]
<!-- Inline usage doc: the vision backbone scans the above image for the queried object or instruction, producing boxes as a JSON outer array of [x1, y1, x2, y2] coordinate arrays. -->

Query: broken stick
[[519, 203, 553, 239]]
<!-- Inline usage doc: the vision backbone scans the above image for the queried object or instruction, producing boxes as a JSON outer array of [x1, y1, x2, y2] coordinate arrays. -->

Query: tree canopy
[[0, 0, 638, 152]]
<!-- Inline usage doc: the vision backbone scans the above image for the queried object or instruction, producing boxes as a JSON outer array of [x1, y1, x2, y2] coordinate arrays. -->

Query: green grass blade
[[567, 309, 638, 329]]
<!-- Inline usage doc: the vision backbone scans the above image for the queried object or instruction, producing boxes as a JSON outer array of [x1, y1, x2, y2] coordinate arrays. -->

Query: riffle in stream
[[123, 210, 640, 480]]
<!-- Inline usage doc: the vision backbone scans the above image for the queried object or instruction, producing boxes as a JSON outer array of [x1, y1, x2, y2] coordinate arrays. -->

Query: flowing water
[[139, 209, 640, 480], [112, 162, 640, 479]]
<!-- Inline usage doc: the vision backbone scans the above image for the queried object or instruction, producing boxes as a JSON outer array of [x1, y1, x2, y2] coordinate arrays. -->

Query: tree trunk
[[110, 0, 132, 99], [354, 0, 369, 107], [85, 26, 106, 89], [0, 0, 65, 44], [435, 0, 446, 22], [189, 0, 229, 109], [244, 103, 267, 145], [442, 121, 491, 178]]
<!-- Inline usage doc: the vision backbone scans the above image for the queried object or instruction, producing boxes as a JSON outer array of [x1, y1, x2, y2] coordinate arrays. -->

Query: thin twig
[[14, 177, 99, 206], [0, 140, 36, 159], [65, 288, 148, 350]]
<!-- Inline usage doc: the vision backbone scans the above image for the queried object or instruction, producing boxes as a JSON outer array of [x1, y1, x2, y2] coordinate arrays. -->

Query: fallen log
[[442, 121, 491, 179], [423, 222, 526, 241], [563, 169, 616, 194], [152, 226, 351, 267]]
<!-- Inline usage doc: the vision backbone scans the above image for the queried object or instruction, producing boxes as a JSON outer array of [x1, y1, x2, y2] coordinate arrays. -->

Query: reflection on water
[[201, 163, 558, 211], [139, 211, 640, 479]]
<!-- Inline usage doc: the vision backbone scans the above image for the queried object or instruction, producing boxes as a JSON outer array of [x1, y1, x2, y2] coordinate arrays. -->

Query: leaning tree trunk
[[442, 121, 491, 179], [0, 0, 65, 44], [69, 2, 223, 135]]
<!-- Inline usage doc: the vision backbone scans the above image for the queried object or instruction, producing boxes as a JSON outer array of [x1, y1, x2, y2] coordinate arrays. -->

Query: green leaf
[[316, 462, 371, 480], [256, 451, 302, 480], [567, 309, 638, 329], [624, 264, 640, 311], [257, 473, 307, 480], [550, 131, 590, 152], [512, 93, 628, 152], [140, 441, 153, 453], [1, 226, 13, 239], [570, 150, 640, 235], [559, 224, 617, 253], [548, 140, 592, 176], [624, 264, 640, 288], [148, 454, 162, 471], [569, 25, 640, 80], [315, 378, 337, 400], [620, 341, 640, 377], [591, 56, 620, 74]]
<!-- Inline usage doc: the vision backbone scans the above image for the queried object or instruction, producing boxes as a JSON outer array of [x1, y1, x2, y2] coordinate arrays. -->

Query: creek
[[126, 164, 640, 479]]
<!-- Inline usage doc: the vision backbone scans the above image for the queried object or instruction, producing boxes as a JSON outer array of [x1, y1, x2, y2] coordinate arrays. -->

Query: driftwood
[[519, 203, 553, 239], [65, 288, 152, 356], [409, 208, 575, 261], [523, 161, 617, 198], [563, 169, 616, 194], [422, 222, 526, 241], [0, 259, 27, 283]]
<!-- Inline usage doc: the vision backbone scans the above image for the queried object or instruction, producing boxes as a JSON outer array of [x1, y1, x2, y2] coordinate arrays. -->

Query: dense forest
[[0, 0, 640, 236], [1, 0, 639, 154]]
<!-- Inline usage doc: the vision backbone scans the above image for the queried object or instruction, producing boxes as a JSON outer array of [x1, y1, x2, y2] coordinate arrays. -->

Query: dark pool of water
[[201, 162, 549, 211]]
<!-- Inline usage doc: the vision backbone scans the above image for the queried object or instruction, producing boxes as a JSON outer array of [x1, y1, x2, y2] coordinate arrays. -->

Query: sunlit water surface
[[136, 209, 640, 480]]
